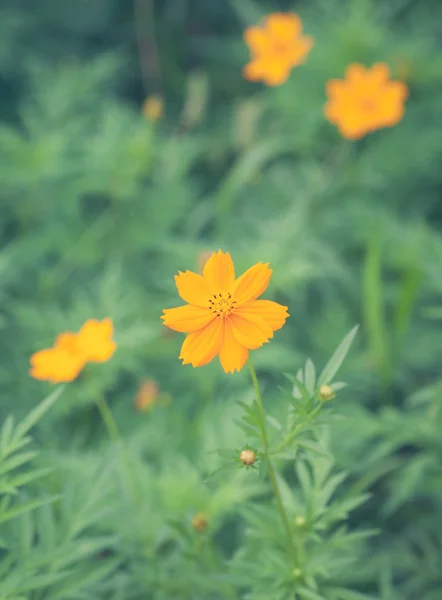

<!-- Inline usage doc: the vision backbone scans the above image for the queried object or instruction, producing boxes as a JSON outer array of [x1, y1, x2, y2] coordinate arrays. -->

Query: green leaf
[[0, 495, 59, 524], [304, 359, 316, 396], [317, 326, 359, 387], [14, 386, 64, 439]]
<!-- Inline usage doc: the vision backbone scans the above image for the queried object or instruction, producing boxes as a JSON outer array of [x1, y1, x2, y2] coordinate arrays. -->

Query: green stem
[[95, 394, 121, 443], [247, 358, 297, 565], [273, 404, 322, 454]]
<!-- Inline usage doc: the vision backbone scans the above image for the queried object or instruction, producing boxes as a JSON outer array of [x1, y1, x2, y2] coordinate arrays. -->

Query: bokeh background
[[1, 0, 442, 598]]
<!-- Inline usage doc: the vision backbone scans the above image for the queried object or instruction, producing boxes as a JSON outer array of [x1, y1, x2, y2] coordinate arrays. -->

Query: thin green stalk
[[95, 394, 121, 443], [273, 404, 322, 454], [247, 358, 297, 565], [95, 393, 141, 512]]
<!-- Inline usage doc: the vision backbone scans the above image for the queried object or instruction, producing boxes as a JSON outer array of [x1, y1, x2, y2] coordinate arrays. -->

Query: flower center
[[272, 41, 290, 56], [361, 97, 377, 112], [208, 292, 236, 318]]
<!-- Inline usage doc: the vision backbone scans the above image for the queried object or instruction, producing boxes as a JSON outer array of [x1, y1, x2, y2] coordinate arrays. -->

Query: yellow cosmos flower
[[243, 12, 313, 86], [324, 63, 408, 140], [30, 318, 116, 383], [161, 250, 289, 373]]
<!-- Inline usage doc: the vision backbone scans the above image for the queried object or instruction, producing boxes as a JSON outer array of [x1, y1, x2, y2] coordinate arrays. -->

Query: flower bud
[[294, 515, 306, 528], [292, 568, 302, 579], [142, 95, 164, 121], [240, 449, 256, 466], [319, 384, 335, 402], [192, 513, 208, 533], [135, 379, 159, 412]]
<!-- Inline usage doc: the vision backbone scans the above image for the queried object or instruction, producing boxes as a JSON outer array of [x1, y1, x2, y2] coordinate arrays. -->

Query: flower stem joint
[[319, 384, 335, 402]]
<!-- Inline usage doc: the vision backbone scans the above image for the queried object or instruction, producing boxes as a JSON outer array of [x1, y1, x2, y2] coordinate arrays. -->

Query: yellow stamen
[[208, 292, 236, 318]]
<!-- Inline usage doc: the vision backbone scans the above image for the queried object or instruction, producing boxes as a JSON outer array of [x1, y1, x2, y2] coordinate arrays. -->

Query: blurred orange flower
[[142, 95, 164, 121], [135, 379, 159, 412], [30, 318, 116, 383], [161, 250, 289, 373], [243, 13, 313, 86], [324, 63, 408, 140]]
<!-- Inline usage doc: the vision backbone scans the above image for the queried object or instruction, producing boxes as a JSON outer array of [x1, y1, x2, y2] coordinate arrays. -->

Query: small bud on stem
[[319, 384, 335, 402], [240, 449, 257, 466]]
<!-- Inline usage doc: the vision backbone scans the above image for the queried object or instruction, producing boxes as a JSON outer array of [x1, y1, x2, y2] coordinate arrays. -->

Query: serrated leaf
[[317, 326, 359, 387], [0, 451, 38, 477], [14, 386, 64, 439], [298, 587, 326, 600], [266, 415, 282, 431], [297, 440, 331, 460], [0, 416, 14, 454], [304, 359, 316, 396], [0, 495, 59, 524]]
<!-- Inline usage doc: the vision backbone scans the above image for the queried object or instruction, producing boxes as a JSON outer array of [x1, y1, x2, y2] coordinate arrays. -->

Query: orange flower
[[324, 63, 408, 140], [142, 95, 164, 121], [135, 379, 159, 412], [243, 13, 313, 86], [30, 318, 116, 383], [161, 250, 289, 373], [29, 347, 84, 384]]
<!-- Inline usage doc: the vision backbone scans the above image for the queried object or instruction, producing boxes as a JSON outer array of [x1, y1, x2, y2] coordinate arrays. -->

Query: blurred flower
[[240, 448, 257, 466], [30, 318, 116, 383], [142, 95, 164, 121], [319, 384, 335, 402], [161, 249, 289, 373], [29, 346, 84, 384], [324, 63, 408, 140], [192, 513, 208, 533], [243, 13, 313, 86], [135, 379, 159, 412]]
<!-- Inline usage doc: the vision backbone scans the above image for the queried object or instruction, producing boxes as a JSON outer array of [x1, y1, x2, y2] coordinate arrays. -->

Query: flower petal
[[265, 13, 302, 40], [29, 347, 84, 383], [55, 332, 79, 353], [235, 299, 289, 332], [262, 60, 292, 86], [244, 26, 272, 54], [203, 249, 235, 294], [346, 63, 367, 82], [233, 262, 272, 306], [174, 270, 212, 307], [218, 318, 249, 374], [179, 318, 224, 368], [230, 312, 274, 349], [161, 304, 215, 333], [368, 63, 391, 86], [77, 318, 116, 363]]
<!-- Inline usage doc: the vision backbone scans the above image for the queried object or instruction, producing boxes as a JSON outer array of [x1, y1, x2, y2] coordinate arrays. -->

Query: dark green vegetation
[[1, 0, 442, 598]]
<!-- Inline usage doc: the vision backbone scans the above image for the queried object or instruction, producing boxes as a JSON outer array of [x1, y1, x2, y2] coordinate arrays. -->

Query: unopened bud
[[192, 513, 208, 533], [142, 95, 164, 121], [293, 568, 302, 579], [319, 384, 335, 402], [294, 515, 306, 528], [240, 449, 256, 466], [135, 379, 159, 412]]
